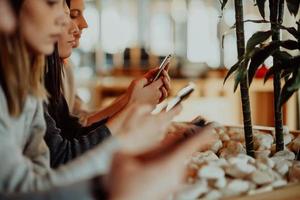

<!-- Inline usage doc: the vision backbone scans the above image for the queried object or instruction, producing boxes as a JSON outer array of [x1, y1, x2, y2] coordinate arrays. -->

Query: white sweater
[[0, 87, 120, 192]]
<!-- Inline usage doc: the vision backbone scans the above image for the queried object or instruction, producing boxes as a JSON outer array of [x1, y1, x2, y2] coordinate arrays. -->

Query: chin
[[73, 40, 80, 48], [61, 52, 72, 59], [41, 46, 55, 56]]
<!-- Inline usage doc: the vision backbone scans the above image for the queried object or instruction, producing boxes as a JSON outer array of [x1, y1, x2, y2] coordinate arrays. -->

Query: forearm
[[0, 180, 98, 200], [86, 94, 129, 126]]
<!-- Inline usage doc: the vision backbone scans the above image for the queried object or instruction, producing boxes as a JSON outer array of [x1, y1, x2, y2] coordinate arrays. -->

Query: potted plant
[[172, 1, 300, 199]]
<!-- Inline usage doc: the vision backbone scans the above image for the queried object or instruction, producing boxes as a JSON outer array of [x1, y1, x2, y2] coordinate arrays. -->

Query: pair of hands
[[126, 67, 171, 107], [107, 66, 173, 141], [104, 125, 217, 200]]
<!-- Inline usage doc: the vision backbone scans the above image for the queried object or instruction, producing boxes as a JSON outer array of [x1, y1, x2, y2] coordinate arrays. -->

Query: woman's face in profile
[[58, 3, 77, 59], [19, 0, 67, 55]]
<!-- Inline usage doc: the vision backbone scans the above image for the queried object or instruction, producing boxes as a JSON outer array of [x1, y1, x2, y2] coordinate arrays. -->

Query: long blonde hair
[[0, 32, 47, 117]]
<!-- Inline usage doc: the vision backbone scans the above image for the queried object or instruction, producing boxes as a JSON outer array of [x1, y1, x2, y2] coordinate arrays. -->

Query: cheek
[[20, 18, 40, 47], [58, 36, 72, 58]]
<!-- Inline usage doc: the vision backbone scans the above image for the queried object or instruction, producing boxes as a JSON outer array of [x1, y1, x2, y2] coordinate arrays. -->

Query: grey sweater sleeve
[[0, 180, 98, 200], [0, 93, 120, 193]]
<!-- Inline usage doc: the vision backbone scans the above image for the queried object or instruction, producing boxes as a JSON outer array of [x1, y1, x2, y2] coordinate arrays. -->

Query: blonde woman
[[0, 0, 216, 199]]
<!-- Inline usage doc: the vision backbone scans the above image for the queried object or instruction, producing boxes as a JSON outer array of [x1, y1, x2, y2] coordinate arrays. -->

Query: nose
[[80, 15, 88, 29]]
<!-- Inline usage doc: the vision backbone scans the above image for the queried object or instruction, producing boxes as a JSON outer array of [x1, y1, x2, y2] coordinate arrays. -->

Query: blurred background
[[71, 0, 300, 129]]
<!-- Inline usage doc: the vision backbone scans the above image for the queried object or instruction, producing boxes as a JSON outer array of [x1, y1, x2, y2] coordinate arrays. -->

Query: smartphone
[[152, 54, 172, 82], [166, 82, 195, 112]]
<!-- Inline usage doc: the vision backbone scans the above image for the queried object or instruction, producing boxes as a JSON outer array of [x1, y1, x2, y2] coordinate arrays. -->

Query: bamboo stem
[[234, 0, 254, 157], [269, 0, 284, 152]]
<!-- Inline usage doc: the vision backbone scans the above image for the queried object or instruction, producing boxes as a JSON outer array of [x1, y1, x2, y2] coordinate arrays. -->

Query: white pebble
[[198, 165, 225, 179]]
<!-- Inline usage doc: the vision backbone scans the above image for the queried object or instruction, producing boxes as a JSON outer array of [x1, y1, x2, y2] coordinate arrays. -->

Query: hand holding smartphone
[[151, 54, 172, 83]]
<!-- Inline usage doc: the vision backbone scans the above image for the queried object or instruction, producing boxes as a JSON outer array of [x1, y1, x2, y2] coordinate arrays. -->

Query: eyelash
[[47, 0, 59, 6]]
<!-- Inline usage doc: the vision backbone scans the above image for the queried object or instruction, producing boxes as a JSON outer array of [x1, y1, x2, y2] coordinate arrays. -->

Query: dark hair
[[44, 44, 63, 106], [66, 0, 71, 8], [11, 0, 23, 15]]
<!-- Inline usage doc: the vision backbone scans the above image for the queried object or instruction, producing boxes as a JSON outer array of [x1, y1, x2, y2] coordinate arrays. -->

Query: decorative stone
[[256, 156, 275, 169], [284, 134, 293, 146], [250, 169, 274, 185], [220, 142, 246, 159], [225, 162, 256, 179], [191, 151, 219, 165], [283, 126, 290, 135], [292, 137, 300, 152], [255, 162, 269, 171], [219, 133, 230, 142], [248, 185, 273, 195], [223, 180, 250, 196], [210, 140, 223, 154], [289, 161, 300, 182], [275, 160, 289, 176], [228, 154, 255, 165], [273, 150, 295, 161], [198, 165, 225, 179], [254, 133, 273, 151], [173, 180, 209, 200], [271, 179, 288, 189], [203, 190, 222, 200], [255, 150, 271, 159], [227, 130, 244, 142], [214, 177, 227, 189], [209, 158, 229, 168]]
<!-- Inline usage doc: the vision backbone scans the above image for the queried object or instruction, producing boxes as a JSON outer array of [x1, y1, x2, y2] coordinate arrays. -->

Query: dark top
[[44, 95, 111, 168]]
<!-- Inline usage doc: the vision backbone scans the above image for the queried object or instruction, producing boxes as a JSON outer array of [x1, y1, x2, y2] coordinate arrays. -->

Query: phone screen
[[166, 82, 195, 112], [152, 54, 172, 82]]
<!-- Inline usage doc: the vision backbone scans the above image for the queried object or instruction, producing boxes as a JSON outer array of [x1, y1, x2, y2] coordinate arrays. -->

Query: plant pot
[[173, 124, 300, 200]]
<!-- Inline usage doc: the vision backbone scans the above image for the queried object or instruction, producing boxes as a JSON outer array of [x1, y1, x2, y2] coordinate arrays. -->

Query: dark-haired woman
[[44, 0, 172, 168]]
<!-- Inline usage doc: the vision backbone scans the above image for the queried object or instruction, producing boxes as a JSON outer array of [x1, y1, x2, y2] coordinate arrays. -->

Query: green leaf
[[280, 40, 300, 50], [280, 25, 300, 40], [231, 19, 269, 30], [281, 70, 293, 79], [246, 31, 272, 52], [234, 61, 248, 92], [264, 67, 274, 83], [289, 69, 300, 91], [286, 0, 300, 16], [273, 50, 293, 61], [221, 0, 229, 10], [243, 19, 269, 24], [224, 61, 241, 84], [248, 42, 280, 85], [255, 0, 267, 19], [280, 76, 297, 106], [281, 55, 300, 70]]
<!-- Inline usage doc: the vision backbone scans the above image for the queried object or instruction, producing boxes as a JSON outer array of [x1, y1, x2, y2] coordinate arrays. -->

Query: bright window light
[[149, 13, 174, 56], [80, 5, 100, 52], [187, 0, 220, 67]]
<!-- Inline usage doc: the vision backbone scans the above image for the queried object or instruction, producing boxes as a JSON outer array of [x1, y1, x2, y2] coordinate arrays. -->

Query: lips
[[68, 40, 76, 46]]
